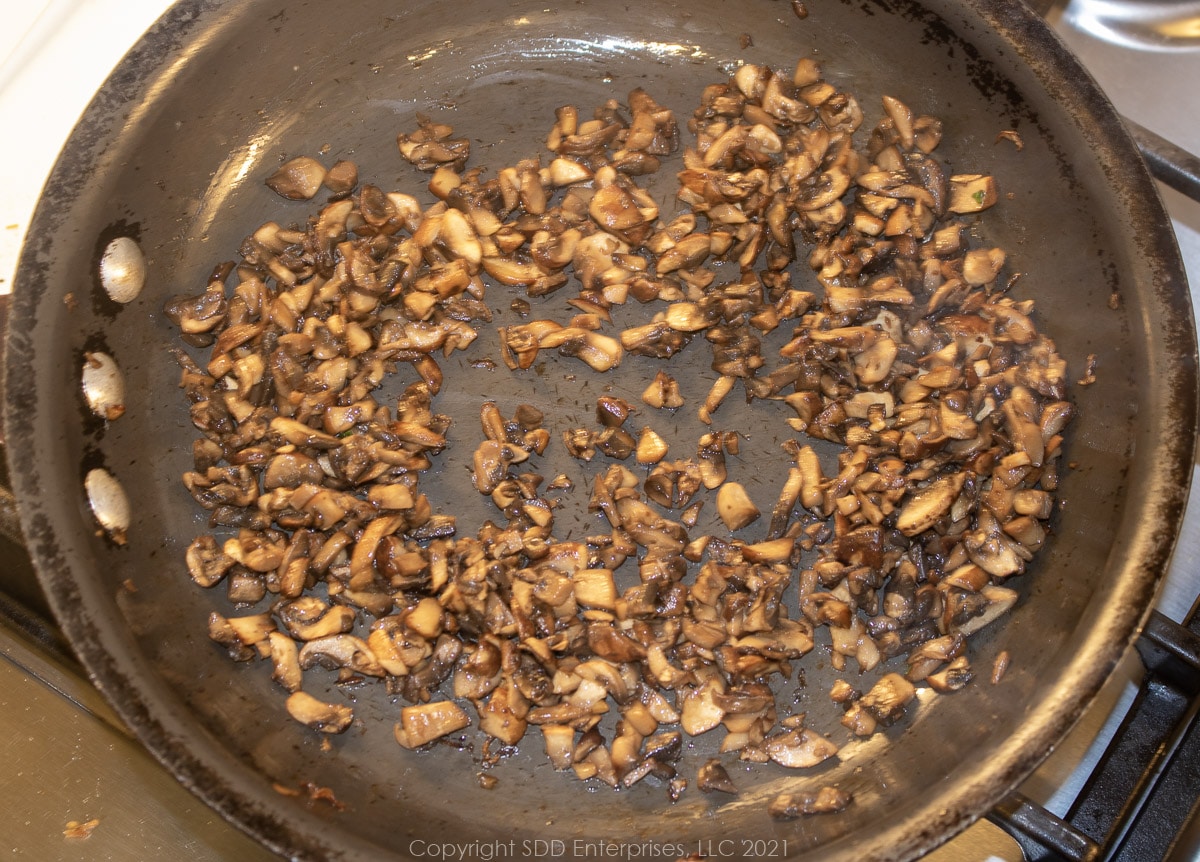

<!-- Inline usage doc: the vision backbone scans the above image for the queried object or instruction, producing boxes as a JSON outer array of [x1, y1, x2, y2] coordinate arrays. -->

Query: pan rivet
[[81, 352, 126, 421], [99, 236, 146, 303], [84, 468, 131, 544]]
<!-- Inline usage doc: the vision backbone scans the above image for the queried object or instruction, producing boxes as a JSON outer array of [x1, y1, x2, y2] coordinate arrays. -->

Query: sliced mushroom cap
[[299, 634, 386, 677], [641, 370, 685, 408], [286, 691, 354, 733], [278, 598, 357, 641], [635, 427, 669, 464], [541, 724, 577, 770], [395, 700, 471, 749], [895, 474, 964, 537], [948, 174, 998, 213], [964, 515, 1026, 578], [264, 452, 325, 489], [680, 682, 726, 736], [186, 535, 233, 588], [267, 632, 303, 692], [955, 585, 1019, 636], [478, 680, 530, 745], [926, 655, 974, 693]]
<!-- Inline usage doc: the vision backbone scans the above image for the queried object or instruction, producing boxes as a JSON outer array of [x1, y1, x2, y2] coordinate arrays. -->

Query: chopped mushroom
[[170, 56, 1073, 809], [955, 585, 1019, 636], [266, 156, 327, 200], [267, 632, 303, 692], [397, 116, 470, 172], [895, 475, 965, 537], [395, 701, 471, 748], [635, 427, 670, 464], [927, 656, 973, 693], [286, 691, 354, 733], [764, 727, 839, 768], [323, 159, 359, 195], [697, 759, 738, 794], [641, 370, 685, 409], [299, 634, 386, 677], [948, 174, 999, 213], [768, 786, 852, 819], [186, 535, 233, 588], [858, 673, 917, 726], [716, 482, 760, 531]]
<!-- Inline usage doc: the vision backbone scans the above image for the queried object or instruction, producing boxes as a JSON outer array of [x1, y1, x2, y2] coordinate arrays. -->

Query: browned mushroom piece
[[696, 758, 738, 794], [926, 655, 974, 693], [955, 585, 1020, 636], [595, 427, 637, 460], [641, 369, 686, 409], [278, 598, 356, 642], [768, 786, 852, 819], [395, 701, 472, 748], [596, 396, 635, 428], [298, 634, 386, 678], [858, 673, 917, 726], [764, 727, 839, 768], [323, 160, 359, 196], [397, 116, 471, 172], [267, 632, 303, 693], [207, 612, 260, 662], [186, 535, 233, 588], [286, 691, 354, 734], [635, 427, 669, 465], [716, 482, 760, 531], [265, 156, 327, 200]]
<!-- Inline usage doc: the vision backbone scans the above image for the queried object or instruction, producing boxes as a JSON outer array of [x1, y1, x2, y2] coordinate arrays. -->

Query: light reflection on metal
[[1159, 16, 1200, 39], [408, 40, 454, 65], [834, 727, 893, 765], [588, 35, 713, 62], [477, 36, 721, 67], [190, 134, 267, 242], [225, 135, 266, 189], [1065, 0, 1200, 51]]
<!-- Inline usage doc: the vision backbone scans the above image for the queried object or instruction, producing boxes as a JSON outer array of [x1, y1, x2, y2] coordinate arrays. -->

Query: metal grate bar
[[988, 792, 1099, 861], [1126, 118, 1200, 204], [989, 607, 1200, 861]]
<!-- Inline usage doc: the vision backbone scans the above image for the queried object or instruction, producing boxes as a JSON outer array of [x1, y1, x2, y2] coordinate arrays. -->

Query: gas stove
[[0, 2, 1198, 860]]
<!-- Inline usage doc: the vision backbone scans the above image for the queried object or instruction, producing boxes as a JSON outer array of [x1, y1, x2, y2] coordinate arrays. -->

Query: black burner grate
[[990, 607, 1200, 861]]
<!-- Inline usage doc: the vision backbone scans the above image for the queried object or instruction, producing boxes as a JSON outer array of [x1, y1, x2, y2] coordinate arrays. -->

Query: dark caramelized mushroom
[[768, 786, 852, 819], [697, 759, 738, 794]]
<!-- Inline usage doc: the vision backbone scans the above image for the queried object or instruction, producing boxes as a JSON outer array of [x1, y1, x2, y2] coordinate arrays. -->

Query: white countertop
[[0, 0, 168, 294]]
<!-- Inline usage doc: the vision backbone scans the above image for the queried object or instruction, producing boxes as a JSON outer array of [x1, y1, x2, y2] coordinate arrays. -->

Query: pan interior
[[8, 0, 1191, 860]]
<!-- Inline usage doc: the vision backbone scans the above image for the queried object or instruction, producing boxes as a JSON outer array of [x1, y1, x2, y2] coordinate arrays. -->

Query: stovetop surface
[[0, 1, 1197, 860]]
